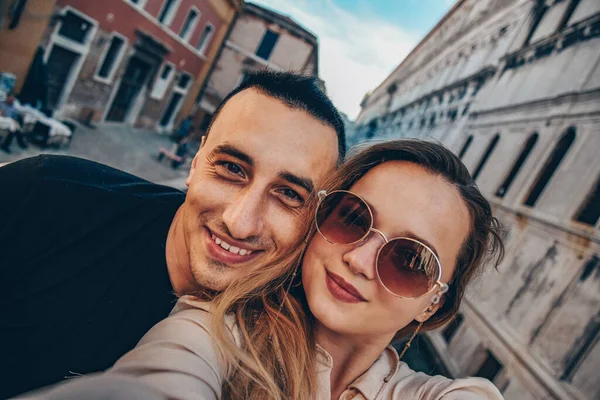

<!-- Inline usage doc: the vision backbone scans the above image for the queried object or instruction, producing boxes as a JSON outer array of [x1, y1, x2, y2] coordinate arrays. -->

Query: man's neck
[[165, 206, 197, 295], [316, 322, 393, 399]]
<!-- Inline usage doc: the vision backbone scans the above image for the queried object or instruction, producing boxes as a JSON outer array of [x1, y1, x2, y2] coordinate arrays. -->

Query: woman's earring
[[398, 322, 423, 360]]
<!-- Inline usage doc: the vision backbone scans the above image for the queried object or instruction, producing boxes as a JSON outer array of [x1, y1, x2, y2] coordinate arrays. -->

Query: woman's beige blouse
[[106, 296, 504, 400]]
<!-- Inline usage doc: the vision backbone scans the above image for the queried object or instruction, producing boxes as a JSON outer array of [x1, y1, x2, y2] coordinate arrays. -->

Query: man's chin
[[189, 261, 233, 292]]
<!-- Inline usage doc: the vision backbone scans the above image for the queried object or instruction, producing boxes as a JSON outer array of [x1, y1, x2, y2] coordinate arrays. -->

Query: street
[[0, 122, 191, 190]]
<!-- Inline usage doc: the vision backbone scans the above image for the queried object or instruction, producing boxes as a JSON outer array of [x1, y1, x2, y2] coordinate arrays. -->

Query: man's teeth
[[212, 235, 252, 256]]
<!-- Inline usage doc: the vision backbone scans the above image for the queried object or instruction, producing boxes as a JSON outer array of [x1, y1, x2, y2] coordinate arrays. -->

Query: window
[[255, 29, 279, 60], [128, 0, 147, 8], [472, 134, 500, 180], [567, 0, 600, 26], [58, 10, 94, 44], [524, 127, 576, 207], [442, 314, 464, 344], [196, 24, 214, 54], [574, 175, 600, 226], [158, 0, 180, 26], [475, 350, 503, 382], [458, 135, 473, 159], [96, 34, 126, 81], [179, 8, 199, 41], [160, 63, 172, 79], [496, 133, 539, 198], [150, 62, 174, 100], [176, 73, 191, 90]]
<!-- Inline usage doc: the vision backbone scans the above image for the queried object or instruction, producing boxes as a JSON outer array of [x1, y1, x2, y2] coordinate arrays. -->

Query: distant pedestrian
[[171, 115, 193, 144], [0, 92, 27, 153]]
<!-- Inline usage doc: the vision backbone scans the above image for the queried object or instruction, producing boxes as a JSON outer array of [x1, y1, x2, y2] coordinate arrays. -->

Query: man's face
[[181, 88, 339, 290]]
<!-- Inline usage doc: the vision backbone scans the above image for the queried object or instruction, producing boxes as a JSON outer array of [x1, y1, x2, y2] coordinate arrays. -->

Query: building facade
[[355, 1, 600, 399], [194, 1, 318, 133], [0, 0, 57, 93], [37, 0, 241, 130]]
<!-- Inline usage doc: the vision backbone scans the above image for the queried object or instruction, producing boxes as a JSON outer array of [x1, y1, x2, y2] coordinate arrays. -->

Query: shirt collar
[[317, 344, 400, 400]]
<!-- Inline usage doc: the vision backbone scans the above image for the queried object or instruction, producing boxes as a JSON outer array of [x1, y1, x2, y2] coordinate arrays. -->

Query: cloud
[[252, 0, 419, 119]]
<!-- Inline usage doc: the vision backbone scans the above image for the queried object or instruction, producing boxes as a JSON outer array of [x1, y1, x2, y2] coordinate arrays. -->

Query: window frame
[[196, 22, 215, 55], [150, 61, 176, 100], [472, 133, 500, 181], [179, 6, 201, 42], [523, 127, 576, 207], [255, 29, 279, 61], [572, 174, 600, 227], [157, 0, 181, 27], [495, 132, 539, 198], [128, 0, 147, 10], [94, 32, 128, 84]]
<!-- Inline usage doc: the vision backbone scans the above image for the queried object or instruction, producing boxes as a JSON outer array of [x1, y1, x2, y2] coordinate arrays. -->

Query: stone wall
[[355, 0, 600, 398]]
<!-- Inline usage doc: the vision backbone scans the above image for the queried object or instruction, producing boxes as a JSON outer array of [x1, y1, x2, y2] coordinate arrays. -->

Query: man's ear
[[186, 147, 203, 187], [200, 135, 207, 149]]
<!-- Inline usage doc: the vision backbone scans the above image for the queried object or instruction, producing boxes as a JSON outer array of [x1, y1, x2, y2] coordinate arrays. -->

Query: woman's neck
[[316, 323, 393, 399]]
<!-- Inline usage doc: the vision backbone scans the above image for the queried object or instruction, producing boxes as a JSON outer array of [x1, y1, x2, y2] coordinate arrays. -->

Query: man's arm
[[0, 156, 43, 279]]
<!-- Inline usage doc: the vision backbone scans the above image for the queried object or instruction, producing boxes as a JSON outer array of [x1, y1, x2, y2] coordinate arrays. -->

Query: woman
[[28, 139, 504, 400]]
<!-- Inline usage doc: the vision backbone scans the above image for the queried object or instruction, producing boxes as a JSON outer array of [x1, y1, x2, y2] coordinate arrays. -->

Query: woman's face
[[302, 161, 471, 341]]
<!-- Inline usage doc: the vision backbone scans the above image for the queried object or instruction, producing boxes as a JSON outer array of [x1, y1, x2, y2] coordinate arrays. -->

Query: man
[[0, 91, 27, 153], [0, 71, 346, 398]]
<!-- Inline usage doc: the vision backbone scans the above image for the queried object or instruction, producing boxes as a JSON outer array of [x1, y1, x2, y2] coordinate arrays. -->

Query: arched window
[[472, 134, 500, 180], [458, 135, 473, 159], [524, 127, 576, 207], [496, 133, 539, 198], [574, 175, 600, 226]]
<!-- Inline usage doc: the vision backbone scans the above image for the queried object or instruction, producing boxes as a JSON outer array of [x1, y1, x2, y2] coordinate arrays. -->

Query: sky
[[251, 0, 456, 120]]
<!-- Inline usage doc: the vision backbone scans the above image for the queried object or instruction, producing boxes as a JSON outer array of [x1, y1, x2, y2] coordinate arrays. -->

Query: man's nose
[[342, 232, 385, 280], [222, 188, 265, 240]]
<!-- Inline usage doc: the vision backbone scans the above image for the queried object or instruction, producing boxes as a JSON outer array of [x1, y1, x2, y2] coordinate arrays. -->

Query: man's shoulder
[[1, 154, 185, 202]]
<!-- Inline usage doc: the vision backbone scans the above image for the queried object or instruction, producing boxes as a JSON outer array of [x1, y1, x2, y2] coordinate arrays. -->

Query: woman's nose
[[342, 232, 386, 280]]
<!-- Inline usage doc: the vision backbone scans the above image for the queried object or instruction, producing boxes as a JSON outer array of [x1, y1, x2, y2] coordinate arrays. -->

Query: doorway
[[160, 92, 184, 128], [105, 57, 151, 122], [46, 45, 79, 109]]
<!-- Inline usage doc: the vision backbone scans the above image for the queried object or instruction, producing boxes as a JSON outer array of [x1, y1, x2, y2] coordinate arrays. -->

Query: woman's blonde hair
[[204, 194, 320, 400], [201, 139, 505, 399]]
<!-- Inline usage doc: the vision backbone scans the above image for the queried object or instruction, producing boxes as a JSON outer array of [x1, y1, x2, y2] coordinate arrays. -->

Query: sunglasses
[[315, 190, 449, 301]]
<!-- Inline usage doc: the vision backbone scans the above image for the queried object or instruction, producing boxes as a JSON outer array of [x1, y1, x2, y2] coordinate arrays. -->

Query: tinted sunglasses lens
[[377, 239, 439, 298], [316, 192, 371, 244]]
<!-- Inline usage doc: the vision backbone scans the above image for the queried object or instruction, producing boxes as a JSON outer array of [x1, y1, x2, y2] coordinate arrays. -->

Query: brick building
[[38, 0, 241, 130], [0, 0, 57, 93], [354, 0, 600, 399], [194, 2, 318, 133]]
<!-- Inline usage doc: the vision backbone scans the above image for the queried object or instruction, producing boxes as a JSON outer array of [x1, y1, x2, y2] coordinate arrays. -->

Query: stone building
[[36, 0, 241, 130], [0, 0, 57, 92], [354, 1, 600, 399], [194, 1, 318, 132]]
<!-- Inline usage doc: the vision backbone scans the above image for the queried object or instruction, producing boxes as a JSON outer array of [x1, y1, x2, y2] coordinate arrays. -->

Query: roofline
[[367, 0, 468, 98], [244, 2, 318, 45]]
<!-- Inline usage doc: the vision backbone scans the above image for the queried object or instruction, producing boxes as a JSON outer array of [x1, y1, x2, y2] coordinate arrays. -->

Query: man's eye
[[282, 188, 301, 201], [276, 188, 305, 207], [218, 161, 244, 177]]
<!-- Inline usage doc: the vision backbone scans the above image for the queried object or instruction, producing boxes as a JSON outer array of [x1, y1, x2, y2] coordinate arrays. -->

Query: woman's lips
[[325, 270, 367, 303]]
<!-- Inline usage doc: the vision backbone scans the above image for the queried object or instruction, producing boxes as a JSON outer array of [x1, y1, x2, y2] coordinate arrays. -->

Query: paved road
[[0, 122, 191, 190]]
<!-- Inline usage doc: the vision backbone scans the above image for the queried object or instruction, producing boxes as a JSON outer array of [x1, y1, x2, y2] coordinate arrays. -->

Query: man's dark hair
[[206, 70, 346, 161]]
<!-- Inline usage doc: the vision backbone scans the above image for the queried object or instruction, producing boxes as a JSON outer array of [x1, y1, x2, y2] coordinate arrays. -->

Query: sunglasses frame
[[316, 190, 449, 301]]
